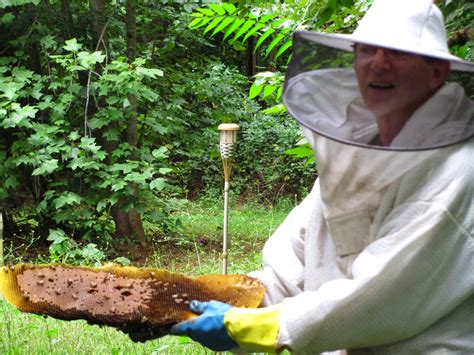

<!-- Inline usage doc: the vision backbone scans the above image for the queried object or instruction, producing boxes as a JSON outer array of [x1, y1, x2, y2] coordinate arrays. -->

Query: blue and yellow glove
[[171, 300, 282, 352]]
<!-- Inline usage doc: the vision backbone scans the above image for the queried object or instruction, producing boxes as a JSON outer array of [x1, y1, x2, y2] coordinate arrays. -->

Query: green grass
[[0, 198, 294, 354], [137, 197, 294, 274], [0, 298, 213, 354]]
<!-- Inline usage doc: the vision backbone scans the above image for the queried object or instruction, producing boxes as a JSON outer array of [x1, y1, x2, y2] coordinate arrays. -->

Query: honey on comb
[[0, 264, 265, 338]]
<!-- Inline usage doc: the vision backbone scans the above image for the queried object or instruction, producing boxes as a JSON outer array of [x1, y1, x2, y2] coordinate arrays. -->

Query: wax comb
[[0, 263, 265, 340]]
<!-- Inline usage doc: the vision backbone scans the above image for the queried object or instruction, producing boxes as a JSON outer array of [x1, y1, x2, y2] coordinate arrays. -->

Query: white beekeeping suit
[[250, 0, 474, 353]]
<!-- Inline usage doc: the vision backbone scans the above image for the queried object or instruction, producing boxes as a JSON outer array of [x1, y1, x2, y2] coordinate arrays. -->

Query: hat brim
[[296, 31, 474, 73]]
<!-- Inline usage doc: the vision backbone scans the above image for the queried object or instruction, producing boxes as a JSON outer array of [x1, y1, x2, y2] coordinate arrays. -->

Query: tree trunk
[[60, 0, 74, 38], [88, 0, 131, 240], [89, 0, 108, 52], [124, 0, 146, 245], [246, 36, 256, 77], [87, 0, 146, 244]]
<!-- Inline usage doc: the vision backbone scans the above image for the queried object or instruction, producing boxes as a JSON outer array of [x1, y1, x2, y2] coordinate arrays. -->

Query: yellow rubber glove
[[224, 304, 282, 352]]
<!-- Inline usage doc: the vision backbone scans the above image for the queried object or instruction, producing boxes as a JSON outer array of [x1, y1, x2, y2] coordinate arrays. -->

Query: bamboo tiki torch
[[218, 123, 240, 275]]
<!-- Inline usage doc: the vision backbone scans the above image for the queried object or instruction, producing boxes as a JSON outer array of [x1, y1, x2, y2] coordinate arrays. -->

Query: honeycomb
[[0, 263, 265, 339]]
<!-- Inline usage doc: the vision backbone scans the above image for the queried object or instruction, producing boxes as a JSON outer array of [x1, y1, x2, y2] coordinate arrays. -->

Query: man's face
[[353, 44, 449, 119]]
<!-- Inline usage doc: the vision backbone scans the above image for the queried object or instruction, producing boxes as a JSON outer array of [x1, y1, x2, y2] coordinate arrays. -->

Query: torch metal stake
[[218, 123, 240, 275], [222, 180, 230, 274]]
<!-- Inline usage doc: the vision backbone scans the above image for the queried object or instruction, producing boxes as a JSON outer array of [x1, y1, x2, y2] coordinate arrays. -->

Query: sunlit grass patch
[[141, 198, 293, 274], [0, 299, 214, 354]]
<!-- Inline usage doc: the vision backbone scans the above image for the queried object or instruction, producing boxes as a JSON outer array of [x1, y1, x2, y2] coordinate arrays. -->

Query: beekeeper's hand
[[170, 300, 282, 352]]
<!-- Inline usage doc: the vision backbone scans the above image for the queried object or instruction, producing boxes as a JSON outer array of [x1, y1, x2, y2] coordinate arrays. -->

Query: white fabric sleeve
[[277, 201, 474, 352], [249, 181, 320, 306]]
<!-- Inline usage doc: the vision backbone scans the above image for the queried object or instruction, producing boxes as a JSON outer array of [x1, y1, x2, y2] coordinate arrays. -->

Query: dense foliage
[[0, 0, 315, 251], [0, 0, 471, 258]]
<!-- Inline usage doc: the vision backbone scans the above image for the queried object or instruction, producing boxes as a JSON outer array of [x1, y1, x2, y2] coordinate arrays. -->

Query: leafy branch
[[188, 1, 360, 110], [189, 3, 295, 62], [188, 3, 296, 112]]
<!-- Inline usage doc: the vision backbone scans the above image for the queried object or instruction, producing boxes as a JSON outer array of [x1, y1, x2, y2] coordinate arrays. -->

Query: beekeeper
[[171, 0, 474, 353]]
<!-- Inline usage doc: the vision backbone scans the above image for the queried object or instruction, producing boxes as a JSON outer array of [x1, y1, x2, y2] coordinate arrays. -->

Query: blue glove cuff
[[171, 301, 238, 351]]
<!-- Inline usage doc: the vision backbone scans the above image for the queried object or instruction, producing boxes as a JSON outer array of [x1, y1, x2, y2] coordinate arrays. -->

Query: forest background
[[0, 0, 472, 266]]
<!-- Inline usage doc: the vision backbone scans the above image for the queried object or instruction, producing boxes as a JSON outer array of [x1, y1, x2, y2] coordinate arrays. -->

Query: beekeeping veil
[[283, 0, 473, 150]]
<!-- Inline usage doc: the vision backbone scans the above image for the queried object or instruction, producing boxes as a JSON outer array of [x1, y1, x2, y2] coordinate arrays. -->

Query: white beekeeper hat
[[281, 0, 473, 150], [296, 0, 473, 72]]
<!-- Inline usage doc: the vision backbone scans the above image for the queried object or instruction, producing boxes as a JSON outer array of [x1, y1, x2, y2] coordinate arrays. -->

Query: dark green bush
[[185, 111, 317, 204]]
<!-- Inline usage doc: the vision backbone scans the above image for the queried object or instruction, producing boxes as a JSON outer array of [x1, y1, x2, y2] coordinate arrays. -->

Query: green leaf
[[254, 28, 275, 52], [241, 23, 265, 43], [54, 192, 82, 209], [0, 0, 40, 8], [262, 85, 277, 98], [158, 167, 173, 175], [276, 85, 283, 100], [32, 159, 59, 176], [152, 147, 168, 159], [12, 66, 34, 82], [265, 33, 286, 58], [211, 16, 234, 36], [106, 96, 120, 105], [0, 81, 24, 101], [68, 131, 80, 141], [232, 42, 246, 51], [203, 16, 224, 35], [270, 19, 287, 28], [1, 12, 15, 24], [68, 157, 102, 171], [249, 82, 263, 99], [110, 162, 137, 174], [77, 51, 105, 68], [136, 67, 164, 78], [111, 181, 128, 192], [262, 104, 286, 114], [230, 19, 256, 43], [63, 38, 82, 52], [196, 8, 215, 16], [223, 18, 245, 40], [47, 229, 69, 244], [4, 175, 19, 189], [3, 105, 37, 128], [189, 17, 204, 28], [208, 3, 225, 16], [315, 7, 335, 27], [274, 39, 292, 61], [285, 143, 315, 165], [124, 172, 150, 183], [150, 177, 168, 191], [189, 16, 212, 30], [221, 3, 236, 15], [88, 116, 110, 130], [40, 34, 56, 49], [18, 104, 38, 118], [259, 14, 276, 23], [80, 137, 101, 153]]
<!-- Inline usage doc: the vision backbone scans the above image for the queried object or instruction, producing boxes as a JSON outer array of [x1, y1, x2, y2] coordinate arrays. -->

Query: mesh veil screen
[[283, 31, 474, 150]]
